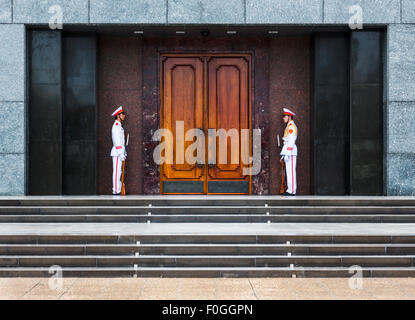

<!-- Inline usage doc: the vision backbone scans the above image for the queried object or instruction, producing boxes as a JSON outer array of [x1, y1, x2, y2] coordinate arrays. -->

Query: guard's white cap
[[112, 106, 124, 117], [283, 108, 296, 116]]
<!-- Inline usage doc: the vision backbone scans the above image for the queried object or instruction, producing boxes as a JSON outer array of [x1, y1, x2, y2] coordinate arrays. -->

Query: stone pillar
[[387, 24, 415, 195], [0, 24, 25, 195]]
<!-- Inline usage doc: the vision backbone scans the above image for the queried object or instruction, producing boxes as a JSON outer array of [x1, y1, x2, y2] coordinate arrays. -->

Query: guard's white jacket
[[280, 120, 298, 156], [110, 120, 127, 158]]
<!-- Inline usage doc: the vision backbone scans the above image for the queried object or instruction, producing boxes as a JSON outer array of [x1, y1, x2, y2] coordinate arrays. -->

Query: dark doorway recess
[[313, 31, 384, 195], [28, 31, 97, 195], [28, 28, 384, 196]]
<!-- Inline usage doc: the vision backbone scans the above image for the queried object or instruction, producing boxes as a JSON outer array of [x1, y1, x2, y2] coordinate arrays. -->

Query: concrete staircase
[[0, 196, 415, 223], [0, 196, 415, 277]]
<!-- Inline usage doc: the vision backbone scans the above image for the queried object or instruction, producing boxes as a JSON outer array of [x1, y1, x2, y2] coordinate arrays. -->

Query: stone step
[[2, 243, 415, 256], [2, 214, 415, 223], [0, 255, 413, 268], [1, 206, 415, 215], [1, 196, 414, 207], [1, 196, 414, 278], [1, 234, 414, 244], [0, 266, 414, 277]]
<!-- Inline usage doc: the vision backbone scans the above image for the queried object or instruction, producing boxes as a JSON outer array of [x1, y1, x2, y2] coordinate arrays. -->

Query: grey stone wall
[[0, 24, 25, 195], [9, 0, 406, 25], [13, 0, 88, 24], [388, 24, 415, 195], [324, 0, 401, 24], [0, 0, 11, 23], [0, 0, 414, 195]]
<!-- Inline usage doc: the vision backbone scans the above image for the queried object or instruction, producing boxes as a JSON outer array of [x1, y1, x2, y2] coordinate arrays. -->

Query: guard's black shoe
[[282, 192, 296, 196], [112, 193, 121, 195]]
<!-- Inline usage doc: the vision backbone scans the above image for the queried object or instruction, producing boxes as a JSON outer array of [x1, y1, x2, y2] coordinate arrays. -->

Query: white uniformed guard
[[281, 108, 298, 196], [111, 106, 127, 195]]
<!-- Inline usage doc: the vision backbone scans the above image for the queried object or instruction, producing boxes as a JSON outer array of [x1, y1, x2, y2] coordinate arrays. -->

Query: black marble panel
[[313, 33, 350, 195], [350, 31, 383, 195], [163, 181, 204, 193], [62, 35, 97, 195], [28, 31, 62, 195], [208, 181, 250, 194]]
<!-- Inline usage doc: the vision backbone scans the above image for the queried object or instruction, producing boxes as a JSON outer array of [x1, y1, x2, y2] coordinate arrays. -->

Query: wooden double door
[[160, 54, 252, 194]]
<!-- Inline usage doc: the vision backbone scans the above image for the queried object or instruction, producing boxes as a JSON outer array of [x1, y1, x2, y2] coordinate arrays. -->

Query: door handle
[[196, 128, 205, 167], [207, 128, 216, 167]]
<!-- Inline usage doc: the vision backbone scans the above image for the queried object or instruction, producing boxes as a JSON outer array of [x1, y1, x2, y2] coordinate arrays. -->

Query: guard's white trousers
[[112, 156, 123, 195], [284, 155, 297, 195]]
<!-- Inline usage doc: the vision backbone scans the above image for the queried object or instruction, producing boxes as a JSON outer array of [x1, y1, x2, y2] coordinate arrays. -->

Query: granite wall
[[0, 0, 414, 195], [388, 24, 415, 195], [269, 37, 312, 195], [0, 24, 25, 195], [97, 36, 143, 195]]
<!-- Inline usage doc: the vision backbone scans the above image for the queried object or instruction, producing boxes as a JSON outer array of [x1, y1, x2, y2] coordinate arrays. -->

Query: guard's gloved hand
[[120, 155, 126, 162]]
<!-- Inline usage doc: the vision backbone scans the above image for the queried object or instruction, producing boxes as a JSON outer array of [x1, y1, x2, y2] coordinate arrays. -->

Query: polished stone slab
[[387, 153, 415, 196], [0, 0, 11, 23], [246, 0, 322, 24], [168, 0, 244, 24], [1, 195, 415, 210], [2, 222, 415, 235], [13, 0, 88, 23], [324, 0, 400, 24], [0, 102, 24, 154], [90, 0, 166, 24], [388, 24, 415, 102], [402, 0, 415, 23], [0, 24, 25, 102], [1, 195, 415, 209], [1, 195, 414, 200], [0, 154, 24, 196], [388, 102, 415, 154], [3, 277, 415, 300]]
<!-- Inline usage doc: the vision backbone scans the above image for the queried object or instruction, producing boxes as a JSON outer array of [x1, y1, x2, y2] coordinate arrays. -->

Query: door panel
[[207, 57, 250, 182], [161, 54, 251, 194], [161, 57, 204, 182]]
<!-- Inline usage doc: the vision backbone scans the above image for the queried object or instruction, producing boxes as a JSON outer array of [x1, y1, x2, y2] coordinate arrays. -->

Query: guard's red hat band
[[282, 108, 296, 117], [112, 106, 124, 117], [283, 111, 294, 116], [113, 109, 124, 117]]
